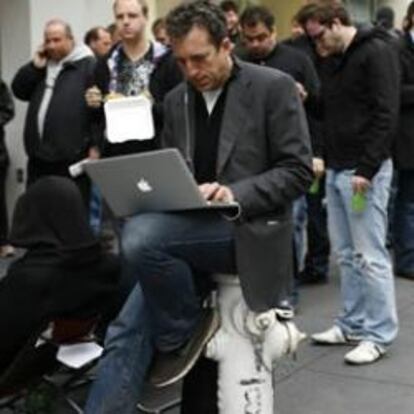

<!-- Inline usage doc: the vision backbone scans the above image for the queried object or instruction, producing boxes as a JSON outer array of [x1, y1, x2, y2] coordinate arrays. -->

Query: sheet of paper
[[57, 342, 103, 369], [104, 95, 155, 143]]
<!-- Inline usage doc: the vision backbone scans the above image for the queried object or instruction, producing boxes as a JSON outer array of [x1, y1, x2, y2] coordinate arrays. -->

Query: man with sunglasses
[[297, 2, 399, 365]]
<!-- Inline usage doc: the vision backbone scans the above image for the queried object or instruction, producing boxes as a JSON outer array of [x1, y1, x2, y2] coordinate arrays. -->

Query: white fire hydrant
[[205, 274, 306, 414]]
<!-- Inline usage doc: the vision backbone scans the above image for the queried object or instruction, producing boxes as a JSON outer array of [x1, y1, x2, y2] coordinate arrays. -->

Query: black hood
[[10, 176, 98, 254], [350, 23, 396, 50]]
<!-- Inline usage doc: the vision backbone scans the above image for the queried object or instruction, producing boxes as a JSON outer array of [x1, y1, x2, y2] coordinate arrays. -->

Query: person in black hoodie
[[393, 1, 414, 279], [298, 3, 399, 365], [0, 176, 119, 373]]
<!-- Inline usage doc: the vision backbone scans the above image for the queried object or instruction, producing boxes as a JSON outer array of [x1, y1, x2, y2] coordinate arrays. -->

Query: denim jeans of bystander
[[326, 159, 398, 346]]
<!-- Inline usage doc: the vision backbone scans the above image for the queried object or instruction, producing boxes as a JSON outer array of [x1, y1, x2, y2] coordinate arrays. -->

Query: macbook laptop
[[84, 148, 239, 218]]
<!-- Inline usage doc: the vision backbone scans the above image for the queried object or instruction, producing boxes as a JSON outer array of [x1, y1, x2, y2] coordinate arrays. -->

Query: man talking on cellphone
[[12, 19, 95, 197]]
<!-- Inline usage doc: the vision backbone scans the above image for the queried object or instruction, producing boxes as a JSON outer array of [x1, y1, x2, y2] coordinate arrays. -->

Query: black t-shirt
[[193, 88, 228, 183], [192, 63, 239, 183]]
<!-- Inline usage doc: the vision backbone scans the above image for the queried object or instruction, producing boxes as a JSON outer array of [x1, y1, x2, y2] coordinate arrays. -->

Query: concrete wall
[[0, 0, 31, 213], [156, 0, 182, 18], [262, 0, 303, 40]]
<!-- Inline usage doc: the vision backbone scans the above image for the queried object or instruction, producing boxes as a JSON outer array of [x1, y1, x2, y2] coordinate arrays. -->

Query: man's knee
[[121, 213, 167, 262]]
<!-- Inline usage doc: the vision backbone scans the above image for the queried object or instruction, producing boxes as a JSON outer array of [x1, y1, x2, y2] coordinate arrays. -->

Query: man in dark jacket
[[299, 3, 399, 365], [239, 4, 330, 288], [84, 2, 312, 413], [393, 1, 414, 279], [239, 5, 320, 109], [12, 19, 95, 188]]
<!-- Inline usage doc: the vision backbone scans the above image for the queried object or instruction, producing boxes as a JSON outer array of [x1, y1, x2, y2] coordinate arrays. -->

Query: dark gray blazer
[[162, 60, 313, 312]]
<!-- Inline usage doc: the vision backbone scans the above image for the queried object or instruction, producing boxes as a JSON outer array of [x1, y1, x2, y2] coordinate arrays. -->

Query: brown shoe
[[149, 309, 220, 388]]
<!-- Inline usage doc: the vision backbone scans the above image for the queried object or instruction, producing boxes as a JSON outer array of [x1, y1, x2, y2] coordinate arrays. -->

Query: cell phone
[[38, 48, 49, 59]]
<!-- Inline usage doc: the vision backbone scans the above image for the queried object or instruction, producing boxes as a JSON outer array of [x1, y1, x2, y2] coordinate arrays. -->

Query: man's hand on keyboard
[[199, 182, 235, 203]]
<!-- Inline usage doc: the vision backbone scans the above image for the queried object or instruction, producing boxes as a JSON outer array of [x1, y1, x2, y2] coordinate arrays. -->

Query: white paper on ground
[[104, 95, 154, 143], [57, 342, 104, 369]]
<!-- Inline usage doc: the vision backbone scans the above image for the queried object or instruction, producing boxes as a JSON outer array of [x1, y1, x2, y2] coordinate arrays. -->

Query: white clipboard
[[104, 95, 155, 143]]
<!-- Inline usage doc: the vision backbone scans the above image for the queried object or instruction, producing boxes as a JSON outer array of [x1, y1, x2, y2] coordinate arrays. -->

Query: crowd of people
[[0, 0, 413, 412]]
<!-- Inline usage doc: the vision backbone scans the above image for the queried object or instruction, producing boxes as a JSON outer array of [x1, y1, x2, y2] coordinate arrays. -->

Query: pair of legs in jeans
[[84, 211, 236, 414], [326, 159, 398, 346]]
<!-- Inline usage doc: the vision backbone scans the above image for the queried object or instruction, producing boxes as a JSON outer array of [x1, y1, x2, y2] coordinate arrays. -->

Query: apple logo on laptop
[[136, 178, 153, 193]]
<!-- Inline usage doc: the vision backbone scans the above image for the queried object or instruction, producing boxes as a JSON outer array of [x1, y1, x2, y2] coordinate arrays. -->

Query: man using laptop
[[84, 2, 312, 413]]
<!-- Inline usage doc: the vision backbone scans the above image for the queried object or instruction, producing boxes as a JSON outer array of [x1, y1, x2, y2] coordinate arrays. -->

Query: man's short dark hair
[[166, 1, 228, 48], [295, 2, 351, 28], [295, 3, 320, 27], [152, 17, 166, 36], [240, 5, 275, 32], [84, 26, 107, 46], [220, 0, 239, 14]]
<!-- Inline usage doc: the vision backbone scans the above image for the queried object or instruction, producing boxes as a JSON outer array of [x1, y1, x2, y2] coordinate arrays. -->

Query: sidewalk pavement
[[273, 272, 414, 414], [1, 256, 414, 413]]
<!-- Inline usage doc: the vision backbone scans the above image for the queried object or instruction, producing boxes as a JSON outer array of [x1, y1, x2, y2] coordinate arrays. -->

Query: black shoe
[[149, 309, 220, 388], [297, 270, 328, 285]]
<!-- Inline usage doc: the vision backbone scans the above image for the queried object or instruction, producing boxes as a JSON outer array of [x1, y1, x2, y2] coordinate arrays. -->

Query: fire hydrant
[[206, 274, 306, 414]]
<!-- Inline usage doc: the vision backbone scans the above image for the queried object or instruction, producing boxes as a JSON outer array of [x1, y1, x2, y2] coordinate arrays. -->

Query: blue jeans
[[393, 170, 414, 275], [326, 160, 398, 346], [89, 184, 102, 236], [84, 211, 236, 414]]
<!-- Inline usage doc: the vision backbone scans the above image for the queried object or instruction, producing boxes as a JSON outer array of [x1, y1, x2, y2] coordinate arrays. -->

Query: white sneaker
[[311, 325, 361, 345], [344, 341, 386, 365]]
